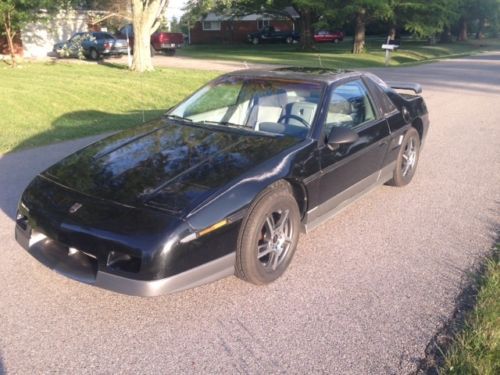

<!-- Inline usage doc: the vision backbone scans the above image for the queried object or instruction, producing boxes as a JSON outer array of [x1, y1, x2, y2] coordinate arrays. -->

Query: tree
[[130, 0, 169, 72], [331, 0, 390, 54], [399, 0, 458, 41], [0, 0, 68, 67]]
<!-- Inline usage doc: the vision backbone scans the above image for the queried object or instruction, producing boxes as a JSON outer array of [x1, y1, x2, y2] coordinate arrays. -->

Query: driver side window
[[325, 79, 376, 134]]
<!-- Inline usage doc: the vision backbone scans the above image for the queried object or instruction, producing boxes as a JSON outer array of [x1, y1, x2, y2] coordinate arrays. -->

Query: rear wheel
[[89, 48, 99, 60], [150, 45, 156, 57], [333, 38, 339, 44], [389, 127, 420, 186], [236, 181, 300, 285]]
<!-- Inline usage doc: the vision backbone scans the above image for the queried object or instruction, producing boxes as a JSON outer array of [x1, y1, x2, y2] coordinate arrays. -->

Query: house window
[[202, 21, 221, 31], [257, 19, 271, 30]]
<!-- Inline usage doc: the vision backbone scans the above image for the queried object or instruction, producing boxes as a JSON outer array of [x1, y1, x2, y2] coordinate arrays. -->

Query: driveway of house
[[103, 54, 280, 71], [0, 53, 499, 374]]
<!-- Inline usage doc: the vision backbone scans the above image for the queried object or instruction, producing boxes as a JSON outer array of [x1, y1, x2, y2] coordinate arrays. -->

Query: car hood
[[43, 118, 298, 214]]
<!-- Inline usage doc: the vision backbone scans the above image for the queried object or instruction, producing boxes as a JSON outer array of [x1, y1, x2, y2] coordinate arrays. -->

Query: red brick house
[[189, 11, 297, 44]]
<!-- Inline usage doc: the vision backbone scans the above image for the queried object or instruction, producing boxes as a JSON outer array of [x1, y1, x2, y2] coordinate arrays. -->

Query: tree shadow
[[96, 59, 129, 70], [0, 110, 165, 221]]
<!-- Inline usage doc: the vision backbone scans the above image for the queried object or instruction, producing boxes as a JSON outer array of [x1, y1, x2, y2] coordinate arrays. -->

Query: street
[[0, 53, 499, 374]]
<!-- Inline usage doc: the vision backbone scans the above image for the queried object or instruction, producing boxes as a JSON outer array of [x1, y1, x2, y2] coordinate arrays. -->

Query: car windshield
[[169, 77, 324, 138]]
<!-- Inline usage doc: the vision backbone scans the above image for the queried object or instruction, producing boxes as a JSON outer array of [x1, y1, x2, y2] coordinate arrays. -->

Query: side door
[[309, 78, 391, 221]]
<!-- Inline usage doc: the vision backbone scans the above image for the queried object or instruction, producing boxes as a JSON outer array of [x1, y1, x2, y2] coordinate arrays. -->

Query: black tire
[[150, 46, 156, 57], [236, 181, 301, 285], [252, 37, 259, 45], [388, 127, 420, 186], [285, 36, 293, 44], [333, 38, 339, 44], [89, 48, 99, 60], [164, 49, 176, 56]]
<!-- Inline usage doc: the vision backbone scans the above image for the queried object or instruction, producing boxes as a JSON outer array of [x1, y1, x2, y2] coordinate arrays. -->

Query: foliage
[[54, 33, 96, 59], [441, 244, 500, 374], [182, 0, 500, 51], [0, 0, 73, 66]]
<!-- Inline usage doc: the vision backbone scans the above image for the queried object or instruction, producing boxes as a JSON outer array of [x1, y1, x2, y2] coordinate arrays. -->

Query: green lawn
[[0, 62, 217, 154], [442, 244, 500, 374], [178, 38, 500, 69]]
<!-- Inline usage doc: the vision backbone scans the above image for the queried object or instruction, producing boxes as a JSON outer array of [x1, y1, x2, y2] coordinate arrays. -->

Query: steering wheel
[[277, 114, 310, 128]]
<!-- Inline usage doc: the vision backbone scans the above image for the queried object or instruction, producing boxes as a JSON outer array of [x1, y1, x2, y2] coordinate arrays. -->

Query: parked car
[[118, 24, 184, 56], [247, 26, 299, 44], [15, 68, 429, 296], [313, 30, 344, 43], [53, 32, 128, 60]]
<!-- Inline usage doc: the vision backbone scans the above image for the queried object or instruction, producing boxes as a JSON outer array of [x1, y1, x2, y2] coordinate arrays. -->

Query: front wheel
[[236, 181, 300, 285], [389, 127, 420, 186]]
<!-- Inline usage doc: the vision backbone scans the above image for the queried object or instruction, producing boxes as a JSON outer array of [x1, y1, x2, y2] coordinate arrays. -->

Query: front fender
[[185, 139, 318, 231]]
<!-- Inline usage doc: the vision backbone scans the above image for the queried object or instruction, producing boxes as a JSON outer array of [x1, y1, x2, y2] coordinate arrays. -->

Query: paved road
[[0, 53, 499, 374]]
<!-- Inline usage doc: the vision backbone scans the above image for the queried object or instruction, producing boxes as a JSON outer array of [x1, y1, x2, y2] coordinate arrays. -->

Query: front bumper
[[15, 224, 235, 297]]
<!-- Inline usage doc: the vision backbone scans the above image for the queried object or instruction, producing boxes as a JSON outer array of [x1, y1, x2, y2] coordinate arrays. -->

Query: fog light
[[107, 251, 141, 273], [16, 212, 28, 230]]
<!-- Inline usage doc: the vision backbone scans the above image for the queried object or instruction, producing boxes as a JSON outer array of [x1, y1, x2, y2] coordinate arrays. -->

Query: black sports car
[[15, 68, 429, 296]]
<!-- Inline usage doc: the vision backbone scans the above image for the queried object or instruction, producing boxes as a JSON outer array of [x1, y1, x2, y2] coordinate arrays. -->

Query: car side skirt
[[303, 162, 395, 233]]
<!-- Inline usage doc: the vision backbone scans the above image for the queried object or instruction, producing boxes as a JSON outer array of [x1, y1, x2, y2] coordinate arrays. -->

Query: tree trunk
[[131, 0, 168, 72], [352, 9, 366, 54], [3, 11, 16, 67], [298, 8, 314, 51], [458, 16, 468, 41], [440, 26, 452, 43], [476, 17, 485, 39]]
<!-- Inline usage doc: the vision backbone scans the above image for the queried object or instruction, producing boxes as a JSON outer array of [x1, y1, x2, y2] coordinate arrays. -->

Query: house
[[190, 8, 299, 44]]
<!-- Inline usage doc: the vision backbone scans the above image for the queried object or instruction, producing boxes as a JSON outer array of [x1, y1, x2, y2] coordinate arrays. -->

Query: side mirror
[[327, 126, 359, 149]]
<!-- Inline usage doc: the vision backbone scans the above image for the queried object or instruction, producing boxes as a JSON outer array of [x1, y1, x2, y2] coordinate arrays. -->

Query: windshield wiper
[[164, 114, 193, 123], [198, 120, 252, 129]]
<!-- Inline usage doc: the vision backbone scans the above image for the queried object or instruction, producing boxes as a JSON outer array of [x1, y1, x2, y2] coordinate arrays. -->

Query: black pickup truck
[[247, 26, 299, 44]]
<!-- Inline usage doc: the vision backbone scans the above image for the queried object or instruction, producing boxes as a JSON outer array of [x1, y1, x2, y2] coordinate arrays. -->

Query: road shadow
[[0, 110, 165, 221], [0, 348, 4, 375]]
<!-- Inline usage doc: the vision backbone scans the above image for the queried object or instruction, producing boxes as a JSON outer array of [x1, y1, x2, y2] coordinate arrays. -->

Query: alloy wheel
[[401, 137, 417, 176], [257, 209, 293, 271]]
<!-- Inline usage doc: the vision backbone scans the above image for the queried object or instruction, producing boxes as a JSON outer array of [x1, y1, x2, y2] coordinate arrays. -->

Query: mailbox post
[[381, 36, 399, 66]]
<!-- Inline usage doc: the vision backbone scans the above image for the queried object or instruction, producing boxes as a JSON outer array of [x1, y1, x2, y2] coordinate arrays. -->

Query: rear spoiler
[[386, 81, 422, 94]]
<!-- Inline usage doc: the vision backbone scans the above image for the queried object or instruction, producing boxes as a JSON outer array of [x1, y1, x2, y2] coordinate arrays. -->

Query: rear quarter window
[[364, 76, 398, 115]]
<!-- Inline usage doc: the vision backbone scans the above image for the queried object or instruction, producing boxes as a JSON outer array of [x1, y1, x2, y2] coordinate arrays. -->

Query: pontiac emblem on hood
[[69, 202, 82, 214]]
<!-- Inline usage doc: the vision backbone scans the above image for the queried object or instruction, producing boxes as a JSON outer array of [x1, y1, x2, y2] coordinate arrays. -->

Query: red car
[[314, 30, 344, 43], [118, 25, 183, 56]]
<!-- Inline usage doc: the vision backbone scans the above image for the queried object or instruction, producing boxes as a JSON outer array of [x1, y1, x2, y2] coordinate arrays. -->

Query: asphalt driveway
[[0, 53, 499, 374]]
